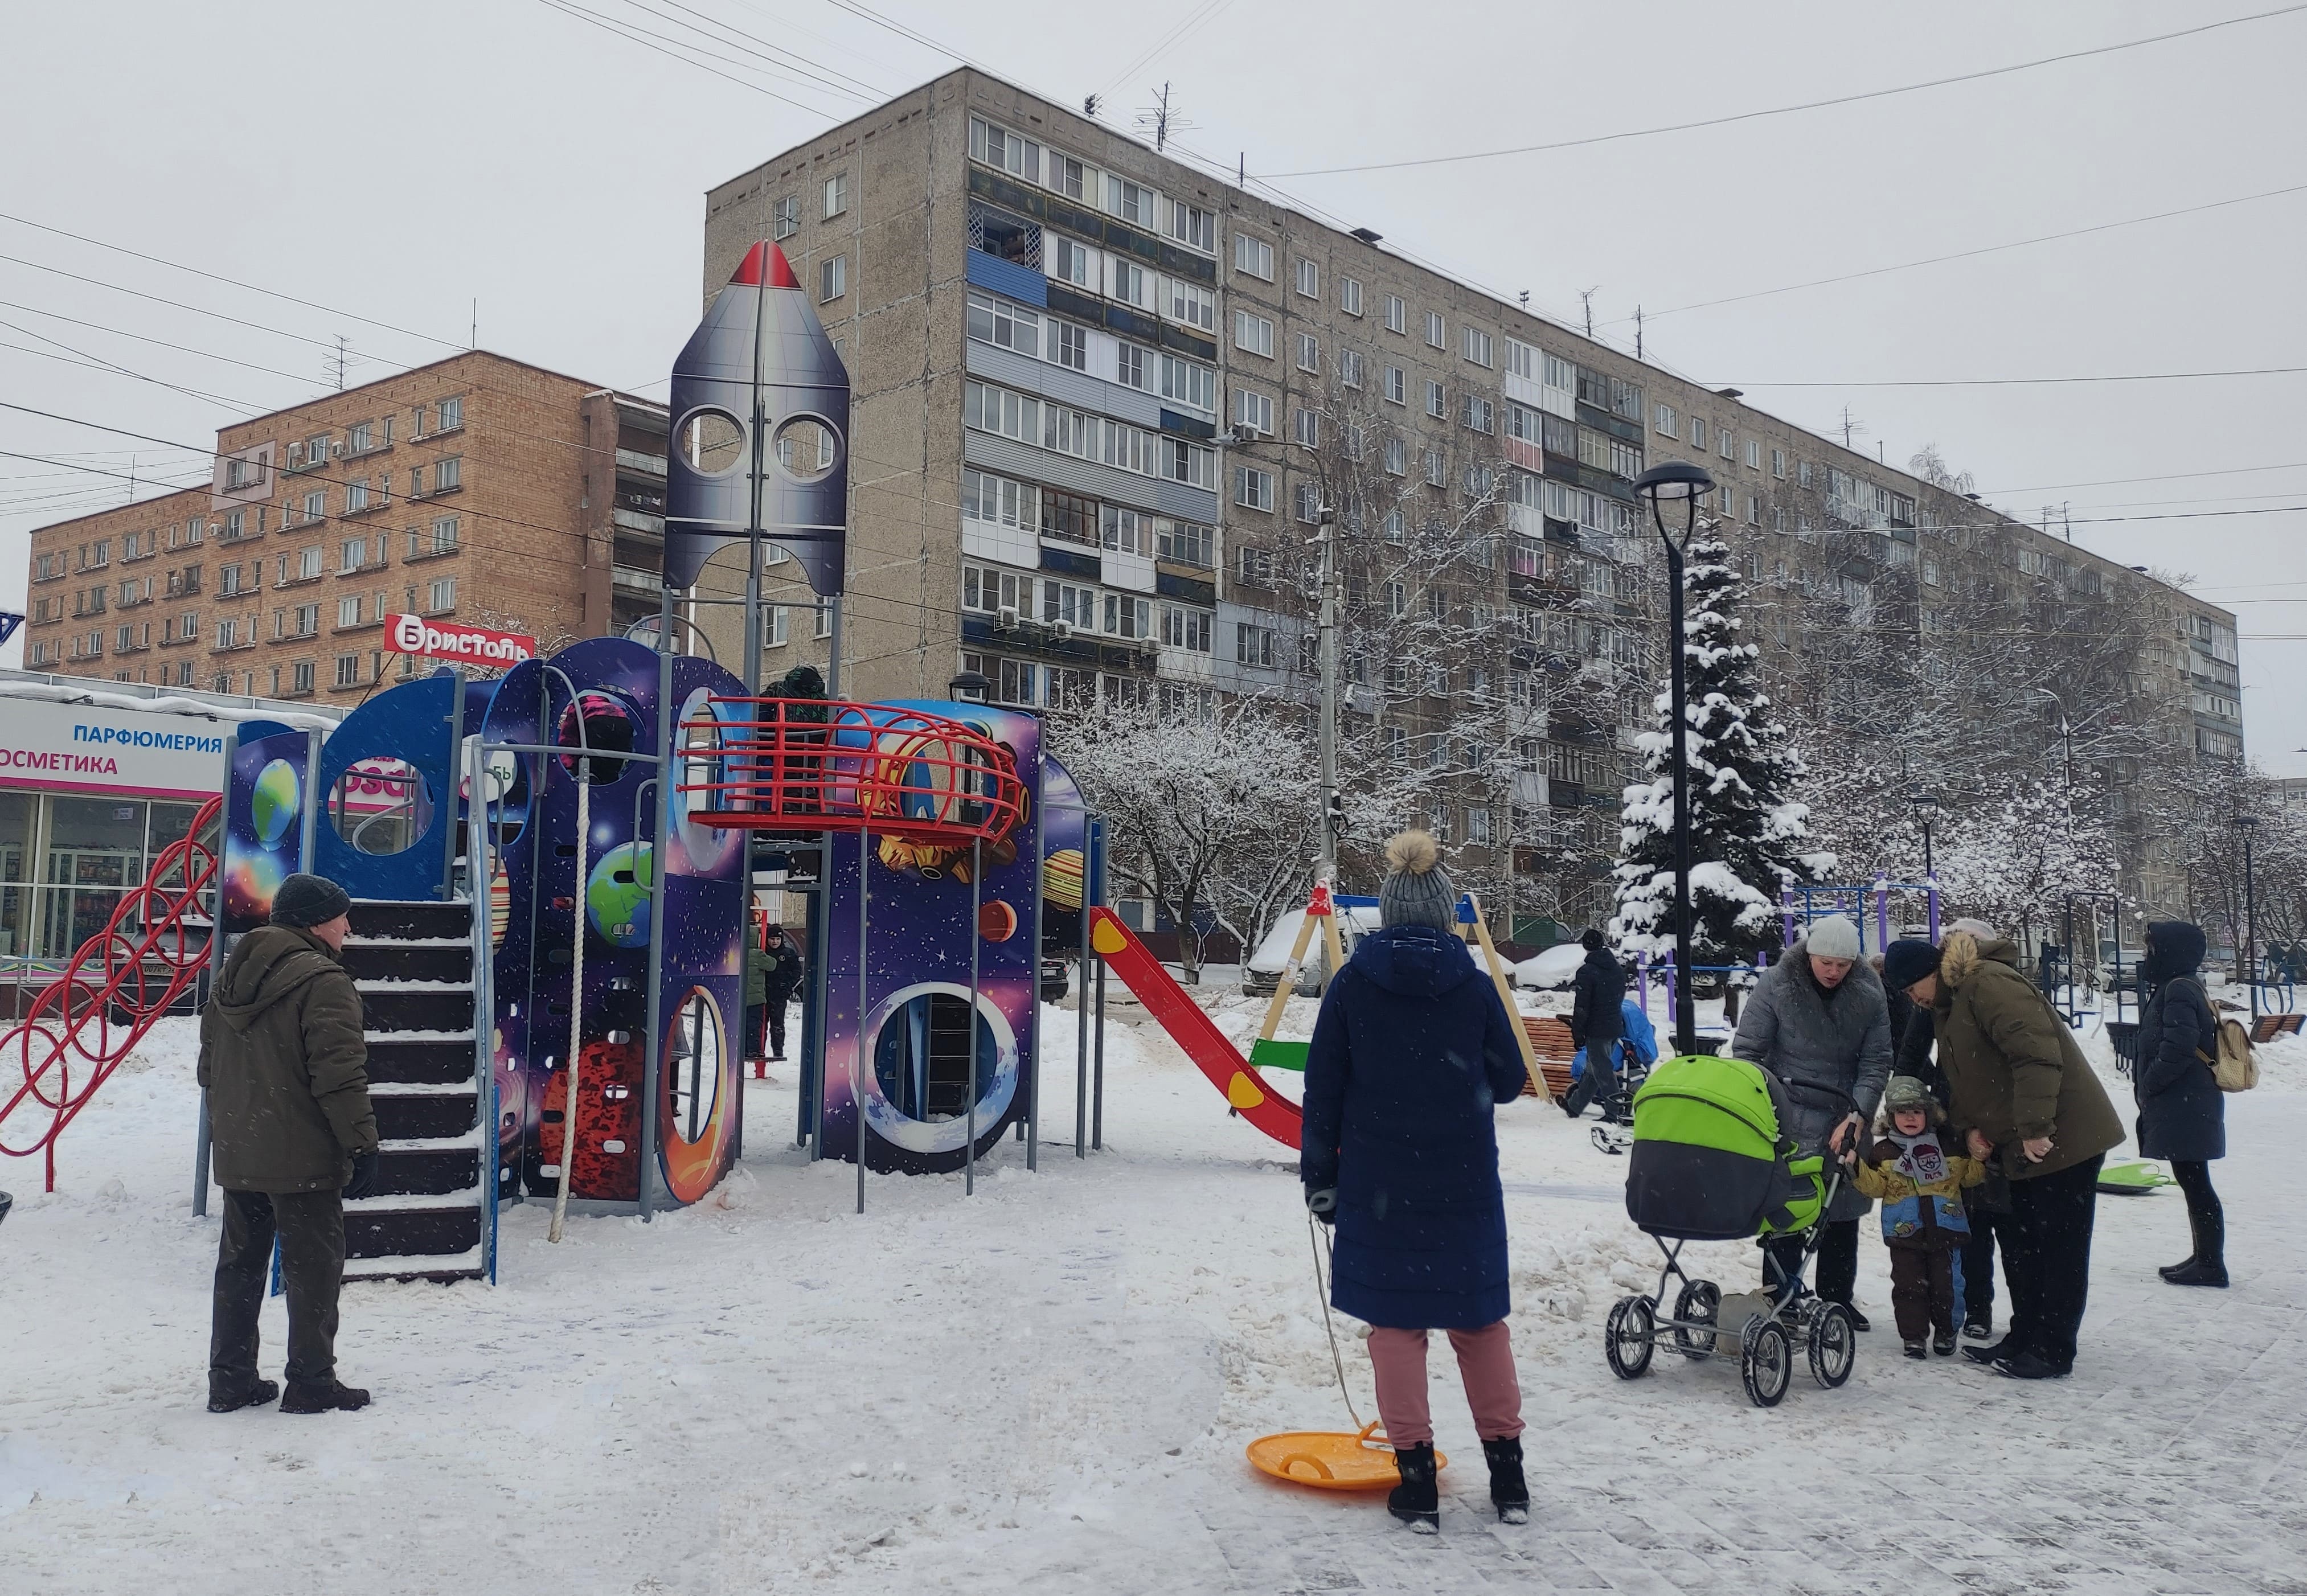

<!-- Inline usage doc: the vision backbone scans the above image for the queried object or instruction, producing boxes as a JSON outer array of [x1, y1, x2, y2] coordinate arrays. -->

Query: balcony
[[616, 447, 669, 477], [612, 565, 663, 596], [612, 507, 665, 535]]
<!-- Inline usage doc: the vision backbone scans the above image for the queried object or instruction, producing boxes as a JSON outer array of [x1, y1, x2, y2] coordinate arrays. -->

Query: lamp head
[[1632, 459, 1716, 539], [948, 669, 991, 702]]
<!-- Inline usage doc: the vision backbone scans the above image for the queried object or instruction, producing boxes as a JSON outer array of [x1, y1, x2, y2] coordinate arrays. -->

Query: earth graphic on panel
[[585, 842, 654, 949], [251, 758, 300, 846]]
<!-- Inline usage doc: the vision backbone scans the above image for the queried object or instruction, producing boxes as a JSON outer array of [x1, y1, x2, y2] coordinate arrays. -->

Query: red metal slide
[[1089, 906, 1302, 1150]]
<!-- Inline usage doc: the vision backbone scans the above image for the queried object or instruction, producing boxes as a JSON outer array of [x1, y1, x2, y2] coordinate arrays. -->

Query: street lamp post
[[1633, 459, 1716, 1057], [2238, 813, 2260, 1021], [2026, 687, 2075, 797], [1222, 432, 1341, 888], [1908, 786, 1939, 881]]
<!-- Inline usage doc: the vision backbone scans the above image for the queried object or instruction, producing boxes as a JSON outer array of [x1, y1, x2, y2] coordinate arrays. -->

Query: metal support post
[[856, 828, 870, 1214], [439, 668, 466, 900], [1092, 957, 1107, 1153], [638, 586, 675, 1221], [965, 837, 981, 1196]]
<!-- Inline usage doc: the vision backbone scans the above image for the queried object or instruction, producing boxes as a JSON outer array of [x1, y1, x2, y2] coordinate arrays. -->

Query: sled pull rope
[[1308, 1209, 1367, 1434]]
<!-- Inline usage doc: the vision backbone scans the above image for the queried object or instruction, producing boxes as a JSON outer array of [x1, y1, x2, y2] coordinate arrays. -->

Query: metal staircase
[[338, 898, 494, 1282]]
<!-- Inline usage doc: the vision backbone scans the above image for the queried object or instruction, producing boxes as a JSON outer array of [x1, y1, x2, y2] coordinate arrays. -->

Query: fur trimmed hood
[[1939, 929, 2023, 992]]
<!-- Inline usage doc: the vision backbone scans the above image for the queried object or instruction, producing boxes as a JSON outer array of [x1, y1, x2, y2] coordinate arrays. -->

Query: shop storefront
[[0, 672, 341, 989]]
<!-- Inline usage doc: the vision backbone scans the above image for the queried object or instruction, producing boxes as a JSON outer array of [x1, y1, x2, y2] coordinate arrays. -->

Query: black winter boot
[[1387, 1442, 1440, 1533], [1482, 1437, 1529, 1524], [2166, 1258, 2229, 1288], [207, 1378, 278, 1413], [1932, 1329, 1957, 1357], [2166, 1202, 2227, 1286], [281, 1380, 371, 1413], [2159, 1257, 2198, 1281]]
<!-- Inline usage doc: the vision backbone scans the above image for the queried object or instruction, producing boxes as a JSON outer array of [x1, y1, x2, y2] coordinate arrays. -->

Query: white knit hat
[[1805, 914, 1861, 961]]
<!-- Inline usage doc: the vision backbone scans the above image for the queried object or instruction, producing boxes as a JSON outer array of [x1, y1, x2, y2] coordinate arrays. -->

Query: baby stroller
[[1601, 1054, 1858, 1408]]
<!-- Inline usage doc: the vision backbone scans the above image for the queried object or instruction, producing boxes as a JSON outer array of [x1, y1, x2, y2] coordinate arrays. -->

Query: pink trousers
[[1366, 1322, 1525, 1447]]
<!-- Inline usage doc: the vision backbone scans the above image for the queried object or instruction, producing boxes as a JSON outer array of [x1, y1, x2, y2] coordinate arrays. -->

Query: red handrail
[[0, 795, 223, 1192], [677, 699, 1027, 848]]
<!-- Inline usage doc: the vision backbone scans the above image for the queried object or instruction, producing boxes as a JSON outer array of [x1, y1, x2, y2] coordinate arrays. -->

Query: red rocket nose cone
[[728, 241, 800, 289]]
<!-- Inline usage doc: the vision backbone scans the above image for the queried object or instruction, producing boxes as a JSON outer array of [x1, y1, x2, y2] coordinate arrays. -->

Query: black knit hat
[[271, 872, 353, 928], [1881, 938, 1942, 992]]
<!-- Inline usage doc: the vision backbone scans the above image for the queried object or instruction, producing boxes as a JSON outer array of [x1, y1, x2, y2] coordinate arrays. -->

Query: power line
[[532, 0, 857, 117], [1617, 179, 2307, 323], [1735, 366, 2307, 389], [1981, 459, 2307, 495], [623, 0, 886, 101], [1258, 5, 2307, 178]]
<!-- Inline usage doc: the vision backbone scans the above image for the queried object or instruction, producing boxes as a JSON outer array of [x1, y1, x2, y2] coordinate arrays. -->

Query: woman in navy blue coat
[[2134, 921, 2228, 1287], [1301, 832, 1530, 1532]]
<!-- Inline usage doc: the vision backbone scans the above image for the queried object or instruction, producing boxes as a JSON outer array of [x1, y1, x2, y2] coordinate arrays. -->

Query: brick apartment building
[[692, 67, 2239, 924], [23, 352, 668, 703]]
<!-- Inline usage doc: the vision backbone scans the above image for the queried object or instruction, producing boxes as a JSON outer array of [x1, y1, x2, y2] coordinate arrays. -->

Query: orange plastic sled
[[1089, 908, 1303, 1148], [1246, 1422, 1447, 1490]]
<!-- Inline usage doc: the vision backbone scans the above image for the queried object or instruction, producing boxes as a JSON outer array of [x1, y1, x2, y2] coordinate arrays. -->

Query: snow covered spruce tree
[[1611, 530, 1829, 968]]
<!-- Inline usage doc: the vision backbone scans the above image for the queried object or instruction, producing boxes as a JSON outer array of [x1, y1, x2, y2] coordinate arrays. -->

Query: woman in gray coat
[[1730, 914, 1894, 1328]]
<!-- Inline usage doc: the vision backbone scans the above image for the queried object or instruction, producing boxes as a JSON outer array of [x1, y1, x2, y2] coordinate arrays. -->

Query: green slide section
[[1249, 1038, 1309, 1074]]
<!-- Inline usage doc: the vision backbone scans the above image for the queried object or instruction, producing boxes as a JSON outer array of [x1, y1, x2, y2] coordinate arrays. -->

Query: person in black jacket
[[2134, 920, 2228, 1288], [1561, 930, 1627, 1119]]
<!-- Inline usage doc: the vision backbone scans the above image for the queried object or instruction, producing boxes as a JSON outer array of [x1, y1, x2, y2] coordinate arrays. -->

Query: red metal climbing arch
[[0, 795, 223, 1191]]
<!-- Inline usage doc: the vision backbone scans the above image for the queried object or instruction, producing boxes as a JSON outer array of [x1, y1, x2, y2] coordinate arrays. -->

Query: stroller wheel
[[1740, 1316, 1793, 1408], [1605, 1295, 1657, 1380], [1672, 1280, 1722, 1359], [1808, 1301, 1857, 1389]]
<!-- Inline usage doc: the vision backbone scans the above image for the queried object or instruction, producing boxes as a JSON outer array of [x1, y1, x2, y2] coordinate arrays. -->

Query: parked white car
[[1512, 942, 1588, 991], [1242, 904, 1383, 996]]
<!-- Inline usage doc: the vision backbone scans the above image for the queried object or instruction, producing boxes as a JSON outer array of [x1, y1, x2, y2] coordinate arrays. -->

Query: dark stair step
[[341, 942, 472, 983], [375, 1090, 477, 1142], [349, 900, 472, 941], [375, 1144, 478, 1196], [346, 1200, 480, 1259], [367, 1037, 478, 1087], [361, 987, 475, 1033]]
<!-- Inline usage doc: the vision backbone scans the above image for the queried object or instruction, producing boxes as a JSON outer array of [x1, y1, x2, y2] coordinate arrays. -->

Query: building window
[[1161, 605, 1212, 653], [1292, 408, 1320, 448], [1339, 348, 1364, 389], [1237, 544, 1275, 584], [1799, 460, 1814, 489], [1235, 389, 1274, 436], [338, 595, 363, 627], [1425, 449, 1445, 487], [1384, 438, 1407, 477], [439, 396, 462, 432], [1745, 438, 1761, 469], [1462, 327, 1493, 367], [1236, 466, 1275, 512], [1234, 310, 1274, 358], [335, 654, 361, 688], [293, 603, 320, 637], [298, 545, 323, 580], [966, 289, 1040, 357], [1165, 278, 1217, 332], [1157, 518, 1213, 567], [1159, 352, 1213, 412], [1166, 198, 1216, 253], [1772, 446, 1786, 478], [1103, 592, 1150, 638], [345, 479, 368, 514], [1039, 489, 1097, 546], [1293, 482, 1321, 523], [1341, 276, 1363, 317], [819, 254, 847, 302], [772, 195, 798, 239], [1384, 294, 1407, 334], [302, 489, 326, 523], [962, 466, 1031, 529], [1116, 342, 1150, 390], [1384, 366, 1405, 405], [823, 173, 849, 218], [1234, 233, 1273, 281], [427, 576, 455, 613], [1047, 235, 1095, 287], [433, 457, 461, 494], [1425, 381, 1447, 419], [1463, 396, 1494, 434], [1101, 504, 1148, 555], [1386, 581, 1407, 618], [1294, 257, 1320, 298], [969, 116, 1041, 182], [1655, 403, 1678, 437], [1296, 333, 1319, 372], [1719, 428, 1735, 461], [1236, 623, 1277, 667], [1104, 175, 1153, 225], [1425, 311, 1445, 348], [1690, 417, 1707, 450]]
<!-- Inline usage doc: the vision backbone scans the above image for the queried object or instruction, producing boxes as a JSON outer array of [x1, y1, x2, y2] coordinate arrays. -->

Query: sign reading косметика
[[0, 696, 232, 799]]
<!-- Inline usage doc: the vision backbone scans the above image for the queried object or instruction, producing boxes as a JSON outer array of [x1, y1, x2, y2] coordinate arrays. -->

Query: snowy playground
[[7, 995, 2307, 1595]]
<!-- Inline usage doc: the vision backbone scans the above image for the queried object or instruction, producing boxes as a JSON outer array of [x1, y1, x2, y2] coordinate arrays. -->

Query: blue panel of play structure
[[221, 728, 315, 931], [307, 670, 462, 905]]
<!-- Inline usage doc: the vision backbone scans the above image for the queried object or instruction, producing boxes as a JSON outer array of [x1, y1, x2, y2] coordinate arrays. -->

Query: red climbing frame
[[0, 795, 223, 1192], [677, 699, 1027, 848]]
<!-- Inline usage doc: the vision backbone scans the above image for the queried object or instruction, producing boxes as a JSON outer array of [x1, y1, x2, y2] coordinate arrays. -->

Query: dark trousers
[[765, 995, 790, 1058], [1764, 1217, 1859, 1303], [1962, 1202, 2010, 1324], [744, 1003, 765, 1062], [1562, 1039, 1621, 1116], [2171, 1159, 2225, 1265], [2002, 1155, 2103, 1371], [210, 1188, 345, 1397], [1888, 1238, 1958, 1341]]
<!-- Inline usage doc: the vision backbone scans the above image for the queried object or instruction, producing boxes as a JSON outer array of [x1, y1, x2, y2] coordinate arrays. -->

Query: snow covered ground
[[5, 999, 2305, 1594]]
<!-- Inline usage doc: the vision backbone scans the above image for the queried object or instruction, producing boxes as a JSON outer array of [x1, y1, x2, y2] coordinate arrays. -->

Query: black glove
[[342, 1150, 380, 1202], [1305, 1186, 1337, 1226]]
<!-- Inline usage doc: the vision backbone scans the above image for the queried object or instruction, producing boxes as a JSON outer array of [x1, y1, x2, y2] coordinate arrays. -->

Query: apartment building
[[24, 352, 668, 701], [696, 69, 2234, 922]]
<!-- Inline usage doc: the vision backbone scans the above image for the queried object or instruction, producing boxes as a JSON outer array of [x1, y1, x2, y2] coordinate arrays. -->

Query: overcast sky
[[5, 0, 2303, 768]]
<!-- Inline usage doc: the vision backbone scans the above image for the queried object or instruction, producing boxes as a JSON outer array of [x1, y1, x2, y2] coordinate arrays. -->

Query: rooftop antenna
[[1838, 406, 1867, 449], [471, 299, 478, 349], [325, 336, 351, 392], [1634, 304, 1644, 362], [1578, 287, 1599, 340], [1518, 290, 1530, 309], [1137, 83, 1191, 152], [1083, 93, 1101, 117]]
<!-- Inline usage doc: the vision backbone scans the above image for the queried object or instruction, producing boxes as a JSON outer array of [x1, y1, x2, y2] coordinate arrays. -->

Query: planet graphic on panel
[[1044, 848, 1084, 911], [585, 842, 654, 947], [251, 759, 300, 847], [977, 900, 1018, 942]]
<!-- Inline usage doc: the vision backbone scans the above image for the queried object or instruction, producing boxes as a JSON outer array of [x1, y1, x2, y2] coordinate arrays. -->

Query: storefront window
[[0, 793, 34, 959]]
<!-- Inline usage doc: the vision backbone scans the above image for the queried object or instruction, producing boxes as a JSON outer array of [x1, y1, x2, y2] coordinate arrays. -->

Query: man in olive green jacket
[[199, 873, 377, 1414], [1894, 929, 2122, 1380]]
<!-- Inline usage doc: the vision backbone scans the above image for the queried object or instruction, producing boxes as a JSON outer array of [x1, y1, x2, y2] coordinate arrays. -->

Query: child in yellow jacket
[[1848, 1076, 1987, 1358]]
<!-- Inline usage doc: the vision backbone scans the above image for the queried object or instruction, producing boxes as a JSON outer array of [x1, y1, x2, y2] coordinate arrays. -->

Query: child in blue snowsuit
[[1848, 1075, 1986, 1358]]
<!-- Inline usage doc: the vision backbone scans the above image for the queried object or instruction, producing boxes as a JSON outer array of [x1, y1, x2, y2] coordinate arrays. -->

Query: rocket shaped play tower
[[665, 241, 852, 597]]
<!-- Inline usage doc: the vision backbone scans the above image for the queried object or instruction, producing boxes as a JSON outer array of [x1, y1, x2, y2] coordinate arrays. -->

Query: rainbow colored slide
[[1090, 908, 1304, 1149]]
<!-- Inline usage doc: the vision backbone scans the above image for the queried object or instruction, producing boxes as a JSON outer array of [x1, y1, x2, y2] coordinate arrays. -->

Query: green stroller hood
[[1624, 1055, 1815, 1241]]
